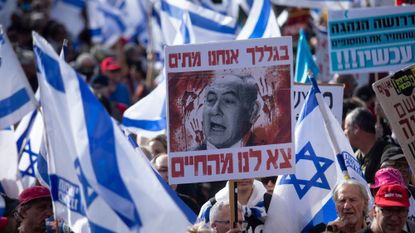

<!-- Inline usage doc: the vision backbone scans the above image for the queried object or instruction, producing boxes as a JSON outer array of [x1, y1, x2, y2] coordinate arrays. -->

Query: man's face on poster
[[202, 75, 256, 148]]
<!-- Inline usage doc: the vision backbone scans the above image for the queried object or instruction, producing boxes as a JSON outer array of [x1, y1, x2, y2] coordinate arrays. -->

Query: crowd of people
[[1, 0, 415, 233]]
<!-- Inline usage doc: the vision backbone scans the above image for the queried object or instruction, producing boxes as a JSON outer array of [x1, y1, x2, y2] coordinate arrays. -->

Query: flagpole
[[308, 72, 350, 180], [228, 180, 238, 228]]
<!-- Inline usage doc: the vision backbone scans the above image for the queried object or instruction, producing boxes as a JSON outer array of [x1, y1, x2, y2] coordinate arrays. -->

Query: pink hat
[[18, 186, 51, 206], [100, 57, 121, 73], [375, 184, 409, 208], [370, 167, 405, 189]]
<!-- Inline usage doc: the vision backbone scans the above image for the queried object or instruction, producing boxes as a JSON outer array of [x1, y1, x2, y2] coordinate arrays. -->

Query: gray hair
[[333, 179, 370, 215], [209, 200, 243, 226], [187, 222, 214, 233]]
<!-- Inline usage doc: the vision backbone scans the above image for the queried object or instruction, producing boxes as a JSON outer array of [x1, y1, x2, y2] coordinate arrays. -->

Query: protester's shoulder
[[197, 197, 216, 219]]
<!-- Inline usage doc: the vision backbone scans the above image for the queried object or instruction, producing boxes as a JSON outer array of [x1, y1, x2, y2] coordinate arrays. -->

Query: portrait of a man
[[167, 65, 291, 152], [198, 74, 260, 149]]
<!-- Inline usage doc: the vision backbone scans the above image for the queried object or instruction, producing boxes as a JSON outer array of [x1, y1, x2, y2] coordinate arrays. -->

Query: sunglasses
[[261, 176, 278, 184]]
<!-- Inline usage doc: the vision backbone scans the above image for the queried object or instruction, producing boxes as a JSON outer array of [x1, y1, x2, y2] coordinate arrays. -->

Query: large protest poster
[[293, 84, 344, 124], [165, 37, 294, 184], [328, 6, 415, 74], [373, 65, 415, 174]]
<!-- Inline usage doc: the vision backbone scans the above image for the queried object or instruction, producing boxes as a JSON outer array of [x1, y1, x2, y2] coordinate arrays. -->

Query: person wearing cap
[[100, 56, 131, 106], [357, 184, 415, 233], [16, 186, 53, 233], [380, 147, 415, 220]]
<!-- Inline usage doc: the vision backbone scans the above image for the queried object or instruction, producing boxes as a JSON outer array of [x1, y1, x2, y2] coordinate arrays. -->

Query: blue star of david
[[74, 159, 97, 209], [279, 141, 333, 199], [19, 141, 38, 177]]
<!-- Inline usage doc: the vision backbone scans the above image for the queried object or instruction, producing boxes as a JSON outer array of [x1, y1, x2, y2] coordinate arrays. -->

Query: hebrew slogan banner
[[165, 37, 294, 184], [373, 65, 415, 175], [328, 5, 415, 74]]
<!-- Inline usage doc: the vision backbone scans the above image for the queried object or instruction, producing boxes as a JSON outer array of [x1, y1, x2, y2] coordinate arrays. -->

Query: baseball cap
[[370, 167, 405, 189], [0, 217, 8, 230], [380, 146, 405, 165], [100, 57, 121, 73], [375, 184, 409, 208], [18, 186, 51, 206]]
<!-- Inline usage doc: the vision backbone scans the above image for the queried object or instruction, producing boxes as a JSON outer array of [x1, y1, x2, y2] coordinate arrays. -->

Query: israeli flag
[[122, 77, 167, 139], [192, 0, 240, 18], [86, 0, 138, 47], [236, 0, 281, 39], [0, 127, 21, 199], [263, 79, 367, 233], [160, 0, 236, 45], [295, 29, 320, 84], [33, 32, 195, 232], [50, 0, 85, 40], [14, 108, 42, 189], [0, 26, 37, 129]]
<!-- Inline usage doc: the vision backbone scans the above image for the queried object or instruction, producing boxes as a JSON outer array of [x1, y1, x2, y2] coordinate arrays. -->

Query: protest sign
[[328, 6, 415, 74], [165, 37, 294, 184], [293, 84, 344, 124], [373, 65, 415, 174]]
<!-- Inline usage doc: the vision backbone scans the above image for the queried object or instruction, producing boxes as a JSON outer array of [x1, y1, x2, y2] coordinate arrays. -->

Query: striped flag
[[0, 25, 37, 129], [160, 0, 237, 45], [33, 31, 195, 232], [236, 0, 281, 39]]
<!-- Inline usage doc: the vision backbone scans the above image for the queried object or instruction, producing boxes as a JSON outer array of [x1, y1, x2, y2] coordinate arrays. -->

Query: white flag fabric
[[236, 0, 281, 40], [0, 0, 16, 29], [122, 77, 167, 139], [0, 127, 22, 199], [0, 26, 37, 129], [263, 79, 367, 233], [33, 32, 195, 232], [50, 0, 85, 40], [159, 0, 237, 46], [86, 0, 140, 47]]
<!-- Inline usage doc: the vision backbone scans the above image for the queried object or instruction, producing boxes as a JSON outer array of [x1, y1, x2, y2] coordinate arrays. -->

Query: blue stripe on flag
[[122, 117, 166, 131], [152, 7, 161, 27], [161, 1, 235, 34], [298, 85, 319, 122], [89, 28, 102, 37], [16, 110, 38, 152], [34, 46, 65, 93], [37, 152, 50, 186], [62, 0, 85, 8], [248, 0, 270, 39], [189, 11, 235, 34], [152, 168, 197, 223], [301, 198, 337, 233], [0, 88, 31, 118], [78, 75, 141, 228], [98, 6, 126, 32], [247, 0, 254, 8], [180, 18, 190, 44]]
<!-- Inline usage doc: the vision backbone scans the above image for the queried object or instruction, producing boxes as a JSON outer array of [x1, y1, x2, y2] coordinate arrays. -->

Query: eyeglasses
[[378, 207, 408, 217], [261, 176, 278, 185]]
